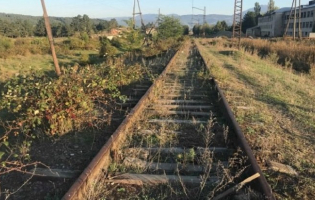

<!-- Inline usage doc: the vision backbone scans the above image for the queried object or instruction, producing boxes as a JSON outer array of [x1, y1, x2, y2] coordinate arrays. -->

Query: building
[[283, 1, 315, 37], [246, 1, 315, 38], [247, 7, 291, 37]]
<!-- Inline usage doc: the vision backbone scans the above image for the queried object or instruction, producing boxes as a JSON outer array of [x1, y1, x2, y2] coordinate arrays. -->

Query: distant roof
[[273, 7, 291, 13], [301, 3, 315, 9], [275, 3, 315, 14]]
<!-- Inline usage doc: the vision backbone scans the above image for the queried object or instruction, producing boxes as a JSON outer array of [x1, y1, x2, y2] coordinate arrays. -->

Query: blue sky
[[0, 0, 311, 18]]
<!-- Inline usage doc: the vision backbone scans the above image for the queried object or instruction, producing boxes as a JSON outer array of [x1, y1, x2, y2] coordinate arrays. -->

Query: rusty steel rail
[[62, 48, 181, 200], [195, 42, 275, 200], [63, 41, 275, 200]]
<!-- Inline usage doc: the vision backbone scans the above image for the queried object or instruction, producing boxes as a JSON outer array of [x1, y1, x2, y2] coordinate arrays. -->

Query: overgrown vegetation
[[208, 37, 315, 74], [196, 38, 315, 200], [0, 12, 187, 198], [0, 13, 118, 38]]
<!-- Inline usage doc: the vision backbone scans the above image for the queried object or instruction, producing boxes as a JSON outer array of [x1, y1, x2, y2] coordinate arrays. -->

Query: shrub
[[0, 36, 13, 58], [99, 37, 119, 57]]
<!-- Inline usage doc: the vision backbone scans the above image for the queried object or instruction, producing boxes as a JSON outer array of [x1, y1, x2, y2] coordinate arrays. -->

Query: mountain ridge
[[0, 5, 268, 28]]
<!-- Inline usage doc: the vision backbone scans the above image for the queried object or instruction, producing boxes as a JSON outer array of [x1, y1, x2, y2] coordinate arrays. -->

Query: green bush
[[0, 36, 13, 58], [0, 65, 121, 136], [99, 37, 119, 57]]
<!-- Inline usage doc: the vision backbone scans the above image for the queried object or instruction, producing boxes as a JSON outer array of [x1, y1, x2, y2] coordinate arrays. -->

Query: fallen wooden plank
[[105, 173, 219, 185], [148, 119, 208, 124], [151, 105, 213, 110], [150, 110, 213, 116], [29, 168, 80, 179], [212, 173, 260, 200], [157, 100, 209, 104], [123, 157, 228, 173], [267, 161, 298, 176], [160, 94, 208, 98], [125, 147, 234, 156]]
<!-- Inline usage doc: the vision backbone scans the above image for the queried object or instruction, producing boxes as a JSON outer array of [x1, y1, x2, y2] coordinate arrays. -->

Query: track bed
[[63, 41, 274, 200]]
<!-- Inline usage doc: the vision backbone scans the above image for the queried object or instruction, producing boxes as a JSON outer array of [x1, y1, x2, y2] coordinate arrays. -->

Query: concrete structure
[[283, 2, 315, 37], [259, 7, 291, 37], [246, 26, 261, 37], [246, 1, 315, 38]]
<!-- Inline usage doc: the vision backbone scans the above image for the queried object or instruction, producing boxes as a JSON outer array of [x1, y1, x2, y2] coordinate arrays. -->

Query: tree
[[70, 15, 93, 34], [242, 11, 257, 33], [109, 19, 118, 29], [34, 18, 47, 37], [213, 21, 229, 32], [192, 24, 200, 36], [268, 0, 277, 13], [157, 16, 183, 40], [182, 25, 189, 35], [254, 2, 261, 16], [70, 15, 82, 32], [82, 14, 93, 34], [203, 24, 212, 36], [95, 21, 109, 32]]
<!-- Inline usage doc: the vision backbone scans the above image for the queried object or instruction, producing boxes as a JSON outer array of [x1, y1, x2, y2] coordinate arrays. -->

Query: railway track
[[63, 41, 275, 200]]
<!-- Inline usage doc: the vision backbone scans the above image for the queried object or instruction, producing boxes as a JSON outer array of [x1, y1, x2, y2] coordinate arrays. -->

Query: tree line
[[0, 14, 118, 38], [192, 21, 231, 37]]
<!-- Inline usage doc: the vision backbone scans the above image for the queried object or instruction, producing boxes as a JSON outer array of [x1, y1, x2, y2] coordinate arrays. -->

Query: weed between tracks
[[196, 38, 315, 200], [84, 43, 254, 200]]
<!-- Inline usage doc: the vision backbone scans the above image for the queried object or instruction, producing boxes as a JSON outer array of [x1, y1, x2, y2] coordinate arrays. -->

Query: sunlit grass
[[196, 38, 315, 200]]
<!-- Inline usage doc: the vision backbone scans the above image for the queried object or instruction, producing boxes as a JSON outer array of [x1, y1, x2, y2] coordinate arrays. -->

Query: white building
[[283, 2, 315, 37], [246, 1, 315, 38], [258, 7, 291, 37]]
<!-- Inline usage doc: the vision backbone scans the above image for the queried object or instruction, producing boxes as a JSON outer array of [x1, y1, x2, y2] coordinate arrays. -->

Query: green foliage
[[203, 24, 213, 36], [0, 13, 116, 38], [0, 61, 145, 137], [267, 0, 277, 13], [182, 25, 189, 35], [99, 37, 119, 57], [109, 21, 143, 53], [213, 21, 229, 32], [242, 11, 257, 33], [254, 2, 261, 15], [34, 18, 47, 37], [193, 25, 201, 36], [0, 36, 12, 58], [157, 16, 183, 40]]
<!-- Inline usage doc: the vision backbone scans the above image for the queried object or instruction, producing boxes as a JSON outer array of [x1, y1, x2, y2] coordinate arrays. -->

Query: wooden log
[[123, 157, 228, 173], [29, 168, 80, 179], [212, 173, 261, 200], [148, 119, 208, 124], [105, 173, 219, 186]]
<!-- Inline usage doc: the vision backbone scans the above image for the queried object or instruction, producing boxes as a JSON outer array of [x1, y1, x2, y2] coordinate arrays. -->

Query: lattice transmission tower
[[233, 0, 243, 48], [133, 0, 145, 30]]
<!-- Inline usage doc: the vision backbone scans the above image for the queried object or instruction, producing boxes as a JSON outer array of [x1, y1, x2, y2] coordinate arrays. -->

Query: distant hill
[[104, 14, 234, 28], [104, 5, 268, 28], [0, 12, 107, 26], [0, 4, 269, 28]]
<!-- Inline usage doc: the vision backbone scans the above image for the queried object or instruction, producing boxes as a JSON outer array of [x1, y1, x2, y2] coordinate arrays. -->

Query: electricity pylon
[[233, 0, 243, 49]]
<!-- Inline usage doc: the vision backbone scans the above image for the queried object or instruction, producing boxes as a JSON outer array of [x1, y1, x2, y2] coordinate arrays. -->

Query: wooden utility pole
[[298, 0, 302, 39], [40, 0, 61, 76], [293, 0, 297, 39], [284, 0, 296, 37], [133, 0, 136, 29]]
